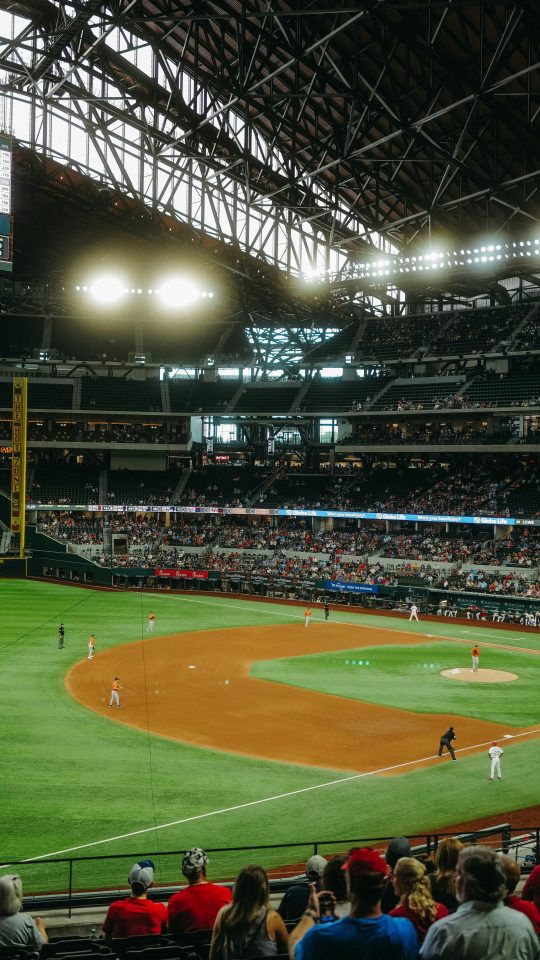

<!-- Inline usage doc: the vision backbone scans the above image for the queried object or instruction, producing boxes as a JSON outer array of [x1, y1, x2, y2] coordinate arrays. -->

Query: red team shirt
[[102, 897, 167, 939], [390, 902, 448, 943], [167, 883, 232, 934]]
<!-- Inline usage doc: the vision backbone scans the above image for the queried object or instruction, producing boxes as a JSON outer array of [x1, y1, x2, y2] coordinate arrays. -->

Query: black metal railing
[[2, 822, 537, 917]]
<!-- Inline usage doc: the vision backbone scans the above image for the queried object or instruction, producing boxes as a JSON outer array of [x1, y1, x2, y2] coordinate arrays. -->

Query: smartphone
[[318, 895, 336, 922]]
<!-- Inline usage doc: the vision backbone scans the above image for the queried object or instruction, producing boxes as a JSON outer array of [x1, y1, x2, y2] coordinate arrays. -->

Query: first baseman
[[488, 741, 503, 780]]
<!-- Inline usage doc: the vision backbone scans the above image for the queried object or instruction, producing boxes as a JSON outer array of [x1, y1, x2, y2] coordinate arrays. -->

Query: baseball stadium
[[1, 3, 540, 958]]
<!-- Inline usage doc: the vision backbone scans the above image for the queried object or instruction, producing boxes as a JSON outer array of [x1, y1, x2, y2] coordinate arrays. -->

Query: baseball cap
[[385, 836, 411, 868], [342, 848, 387, 877], [182, 847, 208, 877], [492, 741, 498, 745], [305, 855, 327, 879], [129, 860, 155, 890]]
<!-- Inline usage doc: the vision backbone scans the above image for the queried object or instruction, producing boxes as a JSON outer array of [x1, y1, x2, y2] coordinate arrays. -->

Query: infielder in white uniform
[[409, 603, 419, 621], [488, 741, 503, 780]]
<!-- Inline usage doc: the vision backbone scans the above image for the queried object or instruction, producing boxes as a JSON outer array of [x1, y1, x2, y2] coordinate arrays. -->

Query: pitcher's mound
[[441, 668, 518, 683]]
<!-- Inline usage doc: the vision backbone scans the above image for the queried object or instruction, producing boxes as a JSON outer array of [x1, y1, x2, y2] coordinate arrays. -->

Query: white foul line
[[8, 727, 540, 867], [145, 592, 540, 649]]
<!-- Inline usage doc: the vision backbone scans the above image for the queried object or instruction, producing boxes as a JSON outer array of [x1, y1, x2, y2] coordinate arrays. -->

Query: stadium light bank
[[75, 274, 214, 308], [305, 237, 540, 285]]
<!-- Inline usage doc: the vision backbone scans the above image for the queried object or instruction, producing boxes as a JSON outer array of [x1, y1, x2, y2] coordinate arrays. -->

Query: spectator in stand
[[500, 855, 540, 937], [168, 847, 232, 938], [382, 836, 412, 913], [0, 874, 48, 949], [321, 855, 350, 919], [278, 856, 328, 923], [523, 861, 540, 912], [420, 846, 539, 959], [390, 857, 448, 943], [429, 838, 463, 913], [102, 860, 167, 941], [288, 847, 418, 959], [210, 865, 288, 959]]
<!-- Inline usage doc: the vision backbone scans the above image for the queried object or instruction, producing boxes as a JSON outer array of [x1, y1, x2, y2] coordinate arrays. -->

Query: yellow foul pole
[[11, 378, 28, 558]]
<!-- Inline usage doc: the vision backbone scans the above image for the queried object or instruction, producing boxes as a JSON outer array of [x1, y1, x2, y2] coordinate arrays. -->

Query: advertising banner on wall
[[324, 580, 380, 594], [154, 568, 209, 579]]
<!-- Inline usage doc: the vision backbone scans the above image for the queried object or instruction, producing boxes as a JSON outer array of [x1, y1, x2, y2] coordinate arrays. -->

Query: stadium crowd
[[26, 457, 540, 519], [2, 840, 539, 958], [0, 421, 188, 444], [36, 514, 540, 569]]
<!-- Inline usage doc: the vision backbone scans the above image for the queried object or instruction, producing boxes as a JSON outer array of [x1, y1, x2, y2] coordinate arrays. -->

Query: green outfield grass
[[251, 642, 540, 726], [1, 579, 540, 894]]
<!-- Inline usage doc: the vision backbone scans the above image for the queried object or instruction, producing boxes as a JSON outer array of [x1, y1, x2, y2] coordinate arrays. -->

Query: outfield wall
[[0, 557, 27, 576]]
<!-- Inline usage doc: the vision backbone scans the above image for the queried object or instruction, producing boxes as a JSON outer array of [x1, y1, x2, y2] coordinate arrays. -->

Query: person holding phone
[[288, 848, 418, 959]]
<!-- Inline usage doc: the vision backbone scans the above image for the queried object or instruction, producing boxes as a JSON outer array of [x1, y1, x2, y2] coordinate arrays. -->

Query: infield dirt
[[65, 623, 538, 775]]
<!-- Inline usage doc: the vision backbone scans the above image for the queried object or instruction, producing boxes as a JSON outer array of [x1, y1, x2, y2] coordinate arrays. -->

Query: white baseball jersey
[[489, 745, 503, 760]]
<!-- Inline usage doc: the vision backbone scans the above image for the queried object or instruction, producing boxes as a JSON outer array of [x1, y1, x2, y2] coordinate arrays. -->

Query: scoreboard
[[0, 134, 12, 273]]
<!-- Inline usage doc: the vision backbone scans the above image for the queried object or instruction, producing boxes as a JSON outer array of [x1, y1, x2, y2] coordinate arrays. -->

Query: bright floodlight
[[89, 275, 126, 304], [157, 277, 200, 307]]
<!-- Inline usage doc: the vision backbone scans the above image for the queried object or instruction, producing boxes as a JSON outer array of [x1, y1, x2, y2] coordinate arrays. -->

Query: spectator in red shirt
[[390, 857, 448, 943], [501, 856, 540, 936], [102, 860, 167, 941], [523, 862, 540, 911], [168, 847, 232, 939]]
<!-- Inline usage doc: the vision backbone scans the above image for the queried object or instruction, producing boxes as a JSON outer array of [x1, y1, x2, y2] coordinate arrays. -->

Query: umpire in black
[[438, 725, 457, 760]]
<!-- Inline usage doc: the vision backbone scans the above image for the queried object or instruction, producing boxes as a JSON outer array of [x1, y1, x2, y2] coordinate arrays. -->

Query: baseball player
[[304, 608, 311, 628], [471, 644, 480, 672], [147, 611, 155, 633], [88, 634, 95, 660], [488, 741, 503, 780], [438, 725, 457, 760], [324, 602, 330, 621], [409, 603, 419, 621], [58, 623, 65, 649], [109, 677, 123, 708]]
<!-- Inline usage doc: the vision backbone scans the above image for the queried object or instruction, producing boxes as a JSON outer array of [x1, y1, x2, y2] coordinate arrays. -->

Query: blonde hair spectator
[[0, 874, 48, 949]]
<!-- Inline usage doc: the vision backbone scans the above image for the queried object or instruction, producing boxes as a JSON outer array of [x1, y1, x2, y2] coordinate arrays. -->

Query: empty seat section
[[142, 323, 225, 365], [168, 380, 198, 412], [260, 473, 337, 509], [303, 377, 386, 412], [108, 470, 177, 504], [189, 380, 239, 412], [303, 324, 357, 361], [234, 383, 300, 413], [463, 371, 540, 406], [371, 378, 465, 410], [0, 315, 45, 357], [429, 306, 521, 355], [180, 466, 268, 505], [50, 317, 135, 361], [80, 378, 162, 411], [0, 380, 73, 410], [28, 382, 73, 409], [30, 466, 100, 503], [360, 315, 435, 360]]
